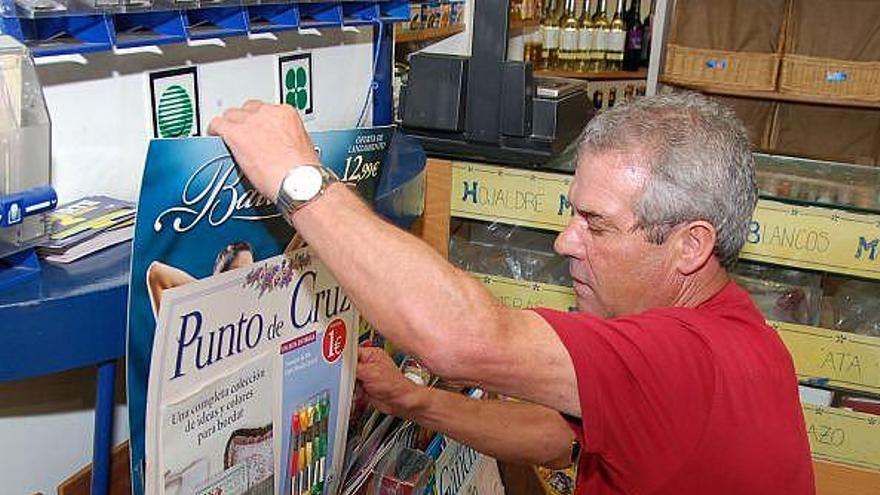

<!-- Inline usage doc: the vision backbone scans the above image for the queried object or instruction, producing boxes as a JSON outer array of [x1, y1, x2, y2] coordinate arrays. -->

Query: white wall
[[37, 27, 374, 203], [0, 363, 129, 495], [1, 27, 375, 495]]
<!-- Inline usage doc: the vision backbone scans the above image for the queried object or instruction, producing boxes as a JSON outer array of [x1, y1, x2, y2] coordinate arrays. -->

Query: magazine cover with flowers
[[126, 128, 397, 495]]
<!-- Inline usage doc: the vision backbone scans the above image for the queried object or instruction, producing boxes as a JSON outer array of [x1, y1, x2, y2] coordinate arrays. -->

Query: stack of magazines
[[340, 354, 503, 495], [38, 195, 135, 263]]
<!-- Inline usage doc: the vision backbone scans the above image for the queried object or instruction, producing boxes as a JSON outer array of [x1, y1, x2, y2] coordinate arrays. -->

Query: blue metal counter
[[0, 241, 131, 495]]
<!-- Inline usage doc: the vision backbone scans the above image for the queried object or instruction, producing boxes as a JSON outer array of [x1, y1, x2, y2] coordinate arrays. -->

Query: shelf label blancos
[[450, 162, 573, 231], [742, 200, 880, 280], [772, 321, 880, 395], [802, 404, 880, 472], [469, 272, 576, 312]]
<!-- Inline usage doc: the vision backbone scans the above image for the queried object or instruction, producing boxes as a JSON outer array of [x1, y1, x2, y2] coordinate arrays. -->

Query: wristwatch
[[275, 163, 339, 222]]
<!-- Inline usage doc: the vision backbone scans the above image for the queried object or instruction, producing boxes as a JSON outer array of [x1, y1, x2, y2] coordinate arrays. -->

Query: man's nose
[[554, 220, 582, 258]]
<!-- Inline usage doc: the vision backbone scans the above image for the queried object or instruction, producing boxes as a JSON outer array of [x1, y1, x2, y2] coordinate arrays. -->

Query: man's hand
[[207, 101, 320, 202], [357, 347, 426, 418]]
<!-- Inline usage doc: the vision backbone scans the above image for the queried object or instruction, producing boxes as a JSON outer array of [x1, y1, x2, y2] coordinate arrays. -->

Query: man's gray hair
[[577, 91, 757, 269]]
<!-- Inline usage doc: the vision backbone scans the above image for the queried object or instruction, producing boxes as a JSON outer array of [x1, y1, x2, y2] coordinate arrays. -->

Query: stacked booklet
[[39, 195, 135, 263]]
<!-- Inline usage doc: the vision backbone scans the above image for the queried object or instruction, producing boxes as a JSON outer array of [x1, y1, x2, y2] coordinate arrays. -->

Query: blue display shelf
[[184, 4, 246, 39], [112, 9, 186, 47], [0, 0, 409, 55], [246, 3, 298, 33], [340, 1, 377, 26]]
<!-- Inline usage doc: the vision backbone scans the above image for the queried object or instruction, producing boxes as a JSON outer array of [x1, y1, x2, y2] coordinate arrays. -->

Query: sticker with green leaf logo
[[278, 53, 313, 115]]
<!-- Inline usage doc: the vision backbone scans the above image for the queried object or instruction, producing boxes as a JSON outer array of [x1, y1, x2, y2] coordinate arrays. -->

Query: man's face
[[554, 151, 679, 317]]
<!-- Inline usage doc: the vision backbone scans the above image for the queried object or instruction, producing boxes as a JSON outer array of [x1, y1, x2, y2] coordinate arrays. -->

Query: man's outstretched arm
[[358, 348, 576, 469], [209, 102, 581, 417]]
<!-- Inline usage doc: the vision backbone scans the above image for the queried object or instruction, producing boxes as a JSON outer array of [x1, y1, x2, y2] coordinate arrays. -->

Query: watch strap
[[275, 164, 339, 223]]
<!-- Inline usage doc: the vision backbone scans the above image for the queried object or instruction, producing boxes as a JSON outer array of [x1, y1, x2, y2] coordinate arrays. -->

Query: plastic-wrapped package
[[731, 262, 823, 325], [449, 219, 571, 286], [832, 280, 880, 338], [372, 440, 434, 495], [798, 385, 833, 407], [838, 394, 880, 416]]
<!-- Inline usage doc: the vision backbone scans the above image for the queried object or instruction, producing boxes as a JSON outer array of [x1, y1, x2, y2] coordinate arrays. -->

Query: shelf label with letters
[[803, 404, 880, 472], [772, 321, 880, 395], [741, 200, 880, 280], [449, 171, 880, 283], [469, 272, 576, 312], [450, 161, 573, 231]]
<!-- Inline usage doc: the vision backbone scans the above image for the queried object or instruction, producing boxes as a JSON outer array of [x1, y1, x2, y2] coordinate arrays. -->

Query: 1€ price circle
[[322, 319, 347, 364]]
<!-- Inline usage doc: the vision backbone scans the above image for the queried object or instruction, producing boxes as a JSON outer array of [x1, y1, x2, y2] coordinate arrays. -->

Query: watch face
[[286, 165, 323, 201]]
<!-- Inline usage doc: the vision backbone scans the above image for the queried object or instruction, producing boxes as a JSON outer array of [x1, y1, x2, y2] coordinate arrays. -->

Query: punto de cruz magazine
[[126, 127, 402, 495]]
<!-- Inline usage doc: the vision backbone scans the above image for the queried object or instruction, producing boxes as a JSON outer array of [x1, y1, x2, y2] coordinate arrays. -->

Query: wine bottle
[[510, 0, 523, 23], [541, 0, 561, 70], [641, 0, 654, 67], [559, 0, 580, 71], [622, 0, 643, 71], [590, 0, 609, 71], [606, 0, 625, 70], [524, 25, 544, 69], [577, 0, 593, 72]]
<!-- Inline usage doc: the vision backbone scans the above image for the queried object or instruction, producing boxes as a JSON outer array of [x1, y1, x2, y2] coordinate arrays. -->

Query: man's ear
[[672, 221, 717, 275]]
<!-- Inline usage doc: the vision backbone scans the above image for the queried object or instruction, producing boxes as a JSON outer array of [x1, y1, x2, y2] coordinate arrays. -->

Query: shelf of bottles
[[511, 0, 652, 77], [0, 0, 410, 56], [395, 0, 464, 43]]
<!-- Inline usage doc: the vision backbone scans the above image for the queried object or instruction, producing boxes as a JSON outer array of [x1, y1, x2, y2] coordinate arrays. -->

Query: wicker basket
[[769, 103, 880, 166], [780, 0, 880, 102], [780, 56, 880, 102], [664, 45, 780, 92], [663, 0, 788, 91]]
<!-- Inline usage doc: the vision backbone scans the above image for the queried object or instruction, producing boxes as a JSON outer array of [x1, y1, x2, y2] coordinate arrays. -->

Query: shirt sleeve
[[532, 308, 716, 492]]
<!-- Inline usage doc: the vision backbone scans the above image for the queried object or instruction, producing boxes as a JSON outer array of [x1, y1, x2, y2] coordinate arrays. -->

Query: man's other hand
[[208, 101, 320, 202], [357, 347, 426, 418]]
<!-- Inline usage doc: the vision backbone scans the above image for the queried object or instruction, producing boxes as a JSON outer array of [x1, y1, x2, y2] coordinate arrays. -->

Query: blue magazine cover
[[127, 128, 404, 495]]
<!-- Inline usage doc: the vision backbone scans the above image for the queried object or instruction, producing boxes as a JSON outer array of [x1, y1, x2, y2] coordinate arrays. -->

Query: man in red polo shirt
[[210, 92, 814, 493]]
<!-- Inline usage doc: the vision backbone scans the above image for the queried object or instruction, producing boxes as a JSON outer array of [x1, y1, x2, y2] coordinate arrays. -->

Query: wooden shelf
[[661, 78, 880, 111], [814, 460, 880, 495], [395, 24, 465, 44], [509, 18, 540, 36], [536, 68, 648, 81]]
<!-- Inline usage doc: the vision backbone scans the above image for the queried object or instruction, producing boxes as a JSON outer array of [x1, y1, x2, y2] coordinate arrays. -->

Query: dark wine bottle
[[622, 0, 643, 71], [640, 0, 654, 67]]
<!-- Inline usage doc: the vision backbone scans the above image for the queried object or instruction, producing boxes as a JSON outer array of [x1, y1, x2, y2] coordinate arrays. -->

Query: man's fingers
[[222, 108, 251, 124], [206, 116, 225, 136], [357, 346, 371, 362], [358, 346, 383, 363], [242, 100, 264, 113]]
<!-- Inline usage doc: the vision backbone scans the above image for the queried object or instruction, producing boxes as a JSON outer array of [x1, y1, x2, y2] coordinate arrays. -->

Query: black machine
[[400, 0, 593, 167]]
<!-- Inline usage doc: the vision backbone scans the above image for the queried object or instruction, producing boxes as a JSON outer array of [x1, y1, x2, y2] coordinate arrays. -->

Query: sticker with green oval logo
[[149, 67, 201, 139]]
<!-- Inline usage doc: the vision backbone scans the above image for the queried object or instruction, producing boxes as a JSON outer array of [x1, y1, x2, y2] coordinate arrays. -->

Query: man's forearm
[[209, 101, 581, 417], [293, 184, 504, 375], [407, 387, 575, 469]]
